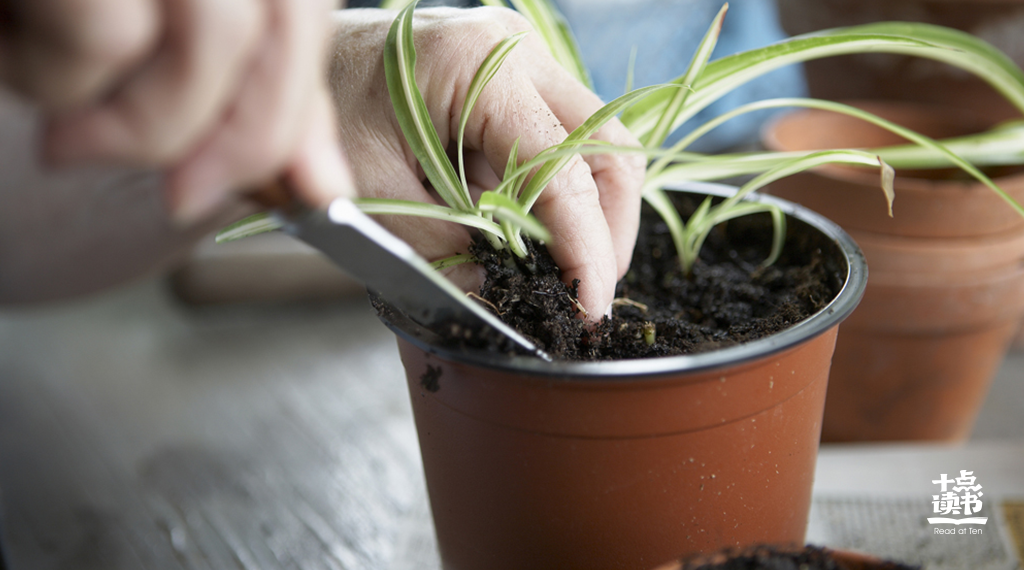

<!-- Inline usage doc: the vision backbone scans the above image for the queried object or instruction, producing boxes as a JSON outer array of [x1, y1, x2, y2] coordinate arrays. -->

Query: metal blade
[[279, 199, 549, 360]]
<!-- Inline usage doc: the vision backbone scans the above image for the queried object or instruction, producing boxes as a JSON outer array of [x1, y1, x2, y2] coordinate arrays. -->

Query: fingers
[[325, 6, 645, 317], [327, 8, 484, 293], [27, 0, 348, 226], [166, 0, 338, 223], [529, 70, 645, 280], [435, 9, 640, 320], [44, 0, 265, 166], [0, 0, 159, 110], [507, 16, 644, 280], [486, 7, 645, 280], [462, 62, 619, 320]]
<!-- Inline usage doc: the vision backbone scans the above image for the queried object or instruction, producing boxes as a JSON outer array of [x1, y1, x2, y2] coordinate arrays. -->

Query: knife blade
[[276, 198, 550, 360]]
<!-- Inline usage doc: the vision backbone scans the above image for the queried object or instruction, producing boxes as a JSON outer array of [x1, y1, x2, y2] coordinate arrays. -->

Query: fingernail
[[605, 302, 614, 319]]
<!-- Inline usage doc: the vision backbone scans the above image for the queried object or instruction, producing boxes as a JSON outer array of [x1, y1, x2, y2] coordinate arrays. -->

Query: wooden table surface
[[0, 281, 440, 570]]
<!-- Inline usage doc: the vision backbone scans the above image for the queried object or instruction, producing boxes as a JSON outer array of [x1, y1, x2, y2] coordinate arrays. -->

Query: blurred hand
[[328, 7, 645, 320], [0, 0, 353, 223]]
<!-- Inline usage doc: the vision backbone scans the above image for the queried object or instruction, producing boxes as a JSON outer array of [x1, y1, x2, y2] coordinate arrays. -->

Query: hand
[[328, 7, 645, 320], [0, 0, 354, 223]]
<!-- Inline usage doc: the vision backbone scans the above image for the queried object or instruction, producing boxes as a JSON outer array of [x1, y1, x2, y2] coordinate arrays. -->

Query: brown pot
[[378, 187, 868, 570], [650, 545, 915, 570], [763, 101, 1024, 442], [776, 0, 1024, 123]]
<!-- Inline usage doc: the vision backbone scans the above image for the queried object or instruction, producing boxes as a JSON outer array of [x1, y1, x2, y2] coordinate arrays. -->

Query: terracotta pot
[[763, 101, 1024, 442], [776, 0, 1024, 123], [650, 545, 915, 570], [378, 187, 868, 570]]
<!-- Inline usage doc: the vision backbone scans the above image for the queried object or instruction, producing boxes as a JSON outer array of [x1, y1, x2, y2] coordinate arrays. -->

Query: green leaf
[[646, 96, 1024, 219], [477, 191, 551, 241], [700, 202, 787, 269], [354, 198, 505, 237], [644, 3, 727, 149], [870, 121, 1024, 168], [489, 140, 661, 203], [458, 32, 528, 195], [624, 45, 638, 95], [622, 24, 1024, 143], [722, 149, 896, 214], [678, 195, 715, 271], [507, 0, 592, 89], [645, 190, 788, 275], [378, 0, 415, 9], [502, 136, 527, 199], [384, 2, 473, 211], [654, 150, 892, 274], [215, 213, 283, 243], [763, 205, 787, 269], [687, 196, 715, 230], [517, 83, 680, 211], [641, 188, 689, 272], [431, 253, 477, 271]]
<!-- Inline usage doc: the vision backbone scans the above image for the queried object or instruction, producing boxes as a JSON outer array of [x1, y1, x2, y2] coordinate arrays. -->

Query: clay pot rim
[[377, 182, 867, 379]]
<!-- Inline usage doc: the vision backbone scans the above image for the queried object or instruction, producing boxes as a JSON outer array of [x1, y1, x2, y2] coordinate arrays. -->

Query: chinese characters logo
[[928, 470, 989, 526]]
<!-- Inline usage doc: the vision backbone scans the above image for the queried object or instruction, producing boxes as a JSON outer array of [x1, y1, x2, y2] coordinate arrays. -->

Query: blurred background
[[1, 0, 1022, 568]]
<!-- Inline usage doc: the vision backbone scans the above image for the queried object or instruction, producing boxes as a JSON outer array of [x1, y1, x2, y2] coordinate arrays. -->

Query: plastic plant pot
[[376, 187, 868, 570]]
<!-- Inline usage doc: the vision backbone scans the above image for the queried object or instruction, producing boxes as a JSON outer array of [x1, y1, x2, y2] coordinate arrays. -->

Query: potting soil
[[674, 544, 919, 569], [468, 195, 846, 361]]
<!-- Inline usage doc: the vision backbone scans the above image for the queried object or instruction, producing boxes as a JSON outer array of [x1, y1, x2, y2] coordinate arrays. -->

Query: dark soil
[[673, 545, 919, 570], [467, 193, 846, 361]]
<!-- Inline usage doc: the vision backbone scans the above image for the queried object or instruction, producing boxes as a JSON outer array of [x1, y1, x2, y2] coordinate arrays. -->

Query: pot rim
[[377, 181, 867, 379]]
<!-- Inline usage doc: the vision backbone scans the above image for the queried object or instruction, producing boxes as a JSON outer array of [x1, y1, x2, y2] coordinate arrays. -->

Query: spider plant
[[500, 0, 1024, 274], [222, 0, 1024, 287], [374, 1, 688, 269], [219, 0, 664, 264]]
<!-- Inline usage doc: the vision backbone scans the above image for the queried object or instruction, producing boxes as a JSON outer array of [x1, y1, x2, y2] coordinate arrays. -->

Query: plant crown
[[220, 0, 1024, 280]]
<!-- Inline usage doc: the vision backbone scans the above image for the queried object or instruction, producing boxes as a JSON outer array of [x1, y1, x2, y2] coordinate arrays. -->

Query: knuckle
[[616, 151, 647, 182], [563, 156, 597, 192], [456, 18, 510, 57], [537, 156, 597, 205]]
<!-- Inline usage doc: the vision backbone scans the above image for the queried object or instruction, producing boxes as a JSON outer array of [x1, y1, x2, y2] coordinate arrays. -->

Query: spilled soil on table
[[670, 544, 919, 569]]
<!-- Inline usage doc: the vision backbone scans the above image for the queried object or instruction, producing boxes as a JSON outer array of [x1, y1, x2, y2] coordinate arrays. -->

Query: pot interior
[[377, 182, 867, 379]]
